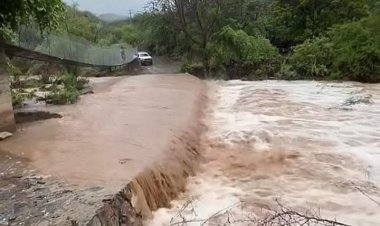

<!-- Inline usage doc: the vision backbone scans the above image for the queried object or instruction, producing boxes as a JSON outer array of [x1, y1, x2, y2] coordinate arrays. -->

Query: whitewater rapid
[[147, 80, 380, 226]]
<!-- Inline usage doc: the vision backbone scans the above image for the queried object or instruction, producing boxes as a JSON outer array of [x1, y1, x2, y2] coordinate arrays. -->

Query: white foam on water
[[147, 80, 380, 226]]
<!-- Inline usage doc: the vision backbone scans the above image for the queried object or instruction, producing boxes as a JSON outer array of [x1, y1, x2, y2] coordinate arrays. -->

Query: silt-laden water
[[148, 80, 380, 226]]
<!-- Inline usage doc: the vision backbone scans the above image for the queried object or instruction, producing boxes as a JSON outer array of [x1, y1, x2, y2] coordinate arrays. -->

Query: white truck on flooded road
[[134, 51, 153, 66]]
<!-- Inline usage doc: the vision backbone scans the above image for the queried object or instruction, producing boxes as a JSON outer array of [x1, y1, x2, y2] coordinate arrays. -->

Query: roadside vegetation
[[129, 0, 379, 82], [7, 60, 89, 107], [1, 1, 94, 107], [3, 0, 380, 84], [1, 0, 379, 109]]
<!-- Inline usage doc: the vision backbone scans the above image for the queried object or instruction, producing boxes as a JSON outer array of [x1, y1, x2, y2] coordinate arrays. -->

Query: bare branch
[[169, 199, 351, 226], [200, 202, 242, 226], [350, 181, 380, 207]]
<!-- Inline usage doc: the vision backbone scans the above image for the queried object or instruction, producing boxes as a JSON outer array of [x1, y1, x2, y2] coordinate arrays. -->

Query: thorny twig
[[350, 181, 380, 207], [200, 202, 242, 226], [170, 200, 192, 223], [170, 199, 352, 226]]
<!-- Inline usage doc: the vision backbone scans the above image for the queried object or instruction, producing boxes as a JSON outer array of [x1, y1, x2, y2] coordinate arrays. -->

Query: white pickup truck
[[134, 52, 153, 66]]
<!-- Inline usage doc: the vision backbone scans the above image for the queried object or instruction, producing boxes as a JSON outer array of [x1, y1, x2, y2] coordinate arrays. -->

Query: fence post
[[48, 36, 51, 55]]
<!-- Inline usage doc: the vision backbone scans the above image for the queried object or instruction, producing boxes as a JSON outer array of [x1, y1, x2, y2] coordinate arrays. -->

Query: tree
[[290, 14, 380, 82], [219, 0, 273, 35], [0, 0, 65, 132], [152, 0, 223, 71], [0, 0, 65, 40], [329, 16, 380, 82], [107, 24, 140, 46], [134, 12, 191, 56], [270, 0, 369, 47], [64, 5, 103, 43], [210, 26, 278, 79], [128, 0, 377, 81]]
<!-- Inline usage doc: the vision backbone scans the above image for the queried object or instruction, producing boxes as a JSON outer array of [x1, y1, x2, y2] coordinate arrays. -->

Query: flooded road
[[0, 74, 207, 225], [0, 74, 205, 192], [148, 80, 380, 226]]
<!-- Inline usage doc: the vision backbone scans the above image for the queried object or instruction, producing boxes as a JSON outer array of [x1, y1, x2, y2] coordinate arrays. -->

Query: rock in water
[[0, 132, 13, 140]]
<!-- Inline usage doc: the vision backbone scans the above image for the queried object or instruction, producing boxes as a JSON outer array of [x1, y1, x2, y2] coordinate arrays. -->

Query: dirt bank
[[0, 74, 207, 225]]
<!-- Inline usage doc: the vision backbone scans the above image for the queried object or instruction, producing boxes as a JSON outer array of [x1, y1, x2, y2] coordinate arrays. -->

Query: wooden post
[[0, 46, 16, 132]]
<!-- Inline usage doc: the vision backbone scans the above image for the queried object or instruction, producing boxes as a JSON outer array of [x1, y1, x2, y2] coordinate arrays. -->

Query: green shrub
[[180, 63, 206, 78], [209, 26, 279, 80], [329, 18, 380, 82], [275, 59, 299, 80], [7, 61, 23, 88], [6, 62, 22, 77], [252, 58, 281, 80], [289, 16, 380, 82], [44, 71, 88, 105], [57, 71, 89, 91], [290, 37, 333, 79], [76, 77, 90, 90], [46, 87, 80, 105], [11, 78, 41, 89], [40, 74, 51, 84], [11, 90, 25, 108], [10, 89, 37, 108]]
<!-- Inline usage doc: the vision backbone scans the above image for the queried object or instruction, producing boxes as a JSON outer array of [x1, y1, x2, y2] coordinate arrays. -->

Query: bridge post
[[0, 49, 16, 132]]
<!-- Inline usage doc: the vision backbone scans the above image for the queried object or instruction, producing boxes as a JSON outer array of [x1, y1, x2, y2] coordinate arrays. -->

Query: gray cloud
[[63, 0, 150, 15]]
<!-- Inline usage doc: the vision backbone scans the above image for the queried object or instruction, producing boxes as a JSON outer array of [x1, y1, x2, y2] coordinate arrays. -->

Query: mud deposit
[[148, 81, 380, 226], [0, 151, 109, 226], [14, 111, 62, 124]]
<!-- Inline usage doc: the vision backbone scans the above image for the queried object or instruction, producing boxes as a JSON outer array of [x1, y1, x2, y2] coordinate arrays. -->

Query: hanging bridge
[[2, 28, 137, 68]]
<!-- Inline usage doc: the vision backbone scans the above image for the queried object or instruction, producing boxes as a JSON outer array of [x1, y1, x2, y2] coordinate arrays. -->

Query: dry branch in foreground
[[169, 200, 350, 226]]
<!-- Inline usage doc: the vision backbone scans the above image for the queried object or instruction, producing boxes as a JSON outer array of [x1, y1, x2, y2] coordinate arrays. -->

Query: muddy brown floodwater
[[1, 74, 204, 189], [2, 77, 380, 226], [0, 74, 206, 225], [148, 80, 380, 226]]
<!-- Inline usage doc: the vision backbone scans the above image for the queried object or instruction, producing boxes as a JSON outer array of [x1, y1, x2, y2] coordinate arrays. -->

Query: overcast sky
[[63, 0, 151, 15]]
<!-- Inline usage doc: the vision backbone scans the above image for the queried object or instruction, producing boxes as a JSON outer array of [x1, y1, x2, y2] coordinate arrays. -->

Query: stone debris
[[0, 156, 107, 226], [0, 132, 12, 141]]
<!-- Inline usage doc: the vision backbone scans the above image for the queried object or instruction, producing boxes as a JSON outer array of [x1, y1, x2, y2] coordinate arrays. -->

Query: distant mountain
[[98, 13, 128, 22]]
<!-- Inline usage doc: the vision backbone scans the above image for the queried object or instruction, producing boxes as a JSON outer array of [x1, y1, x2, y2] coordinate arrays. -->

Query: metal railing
[[12, 27, 136, 67]]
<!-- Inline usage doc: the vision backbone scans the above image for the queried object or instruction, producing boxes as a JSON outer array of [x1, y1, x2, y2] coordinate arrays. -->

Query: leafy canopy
[[270, 0, 369, 44], [64, 5, 102, 43], [0, 0, 65, 39], [211, 26, 278, 65], [290, 14, 380, 82]]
